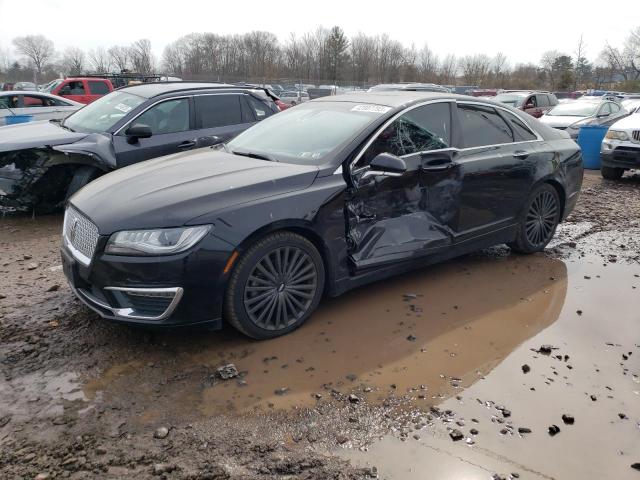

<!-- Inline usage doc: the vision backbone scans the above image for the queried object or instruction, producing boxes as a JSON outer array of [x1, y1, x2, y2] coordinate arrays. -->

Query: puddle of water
[[343, 256, 640, 479], [84, 253, 568, 417]]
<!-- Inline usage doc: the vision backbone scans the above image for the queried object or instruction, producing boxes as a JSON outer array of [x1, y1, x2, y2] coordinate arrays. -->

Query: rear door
[[536, 94, 551, 115], [452, 102, 538, 241], [58, 80, 90, 104], [113, 96, 196, 167], [193, 93, 257, 147], [87, 80, 111, 103], [11, 94, 59, 121]]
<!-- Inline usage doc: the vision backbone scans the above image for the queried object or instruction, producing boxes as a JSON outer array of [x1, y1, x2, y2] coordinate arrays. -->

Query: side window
[[525, 96, 537, 108], [22, 95, 45, 107], [246, 95, 273, 120], [457, 104, 513, 148], [599, 103, 611, 115], [536, 94, 549, 107], [135, 98, 190, 135], [89, 81, 110, 95], [194, 94, 242, 129], [0, 97, 11, 109], [61, 81, 85, 95], [548, 94, 559, 106], [610, 103, 620, 113], [358, 102, 451, 167], [501, 111, 537, 142]]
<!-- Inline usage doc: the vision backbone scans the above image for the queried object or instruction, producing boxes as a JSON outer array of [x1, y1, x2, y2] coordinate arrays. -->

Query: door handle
[[177, 141, 196, 149], [513, 150, 530, 159], [421, 157, 453, 171]]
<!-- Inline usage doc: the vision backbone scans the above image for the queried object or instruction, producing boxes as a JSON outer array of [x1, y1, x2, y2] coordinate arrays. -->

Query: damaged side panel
[[346, 161, 460, 269]]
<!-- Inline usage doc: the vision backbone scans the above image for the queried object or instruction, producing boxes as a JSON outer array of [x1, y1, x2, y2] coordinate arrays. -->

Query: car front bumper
[[601, 140, 640, 169], [61, 234, 235, 328]]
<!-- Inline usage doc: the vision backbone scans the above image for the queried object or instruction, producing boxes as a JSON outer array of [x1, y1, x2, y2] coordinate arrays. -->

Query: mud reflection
[[85, 253, 567, 418]]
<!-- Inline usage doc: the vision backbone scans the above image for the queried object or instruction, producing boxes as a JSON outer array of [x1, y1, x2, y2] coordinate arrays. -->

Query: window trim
[[115, 95, 192, 135], [350, 99, 543, 174], [192, 92, 248, 130]]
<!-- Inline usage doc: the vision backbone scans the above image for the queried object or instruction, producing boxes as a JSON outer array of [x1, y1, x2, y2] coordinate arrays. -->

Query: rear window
[[195, 94, 243, 129], [458, 104, 513, 147], [88, 81, 110, 95]]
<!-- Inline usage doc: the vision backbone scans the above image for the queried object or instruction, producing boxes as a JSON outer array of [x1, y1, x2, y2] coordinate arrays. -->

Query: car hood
[[609, 113, 640, 130], [71, 148, 320, 234], [539, 115, 588, 128], [0, 120, 89, 152]]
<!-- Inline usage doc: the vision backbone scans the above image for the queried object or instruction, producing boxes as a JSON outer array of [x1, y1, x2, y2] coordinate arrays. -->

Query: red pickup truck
[[44, 77, 114, 104]]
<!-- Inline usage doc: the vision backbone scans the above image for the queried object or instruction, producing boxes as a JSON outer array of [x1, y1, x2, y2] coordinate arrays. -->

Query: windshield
[[494, 94, 526, 107], [43, 79, 62, 93], [546, 102, 598, 117], [63, 91, 146, 133], [227, 102, 389, 164]]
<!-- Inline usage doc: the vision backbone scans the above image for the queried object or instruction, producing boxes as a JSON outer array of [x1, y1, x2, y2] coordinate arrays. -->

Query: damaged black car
[[0, 82, 279, 212], [62, 92, 583, 339]]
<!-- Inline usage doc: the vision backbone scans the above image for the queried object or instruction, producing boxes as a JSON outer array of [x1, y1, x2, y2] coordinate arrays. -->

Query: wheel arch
[[232, 220, 334, 295], [541, 178, 567, 221]]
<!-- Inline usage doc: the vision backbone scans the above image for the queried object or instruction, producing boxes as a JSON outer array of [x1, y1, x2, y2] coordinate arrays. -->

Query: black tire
[[509, 183, 561, 254], [65, 166, 101, 202], [224, 232, 325, 339], [601, 166, 624, 180]]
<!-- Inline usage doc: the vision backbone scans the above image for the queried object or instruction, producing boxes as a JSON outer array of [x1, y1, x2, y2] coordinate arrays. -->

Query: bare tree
[[108, 45, 130, 72], [12, 35, 55, 81], [460, 54, 491, 86], [417, 44, 439, 83], [439, 54, 458, 85], [61, 47, 85, 75], [88, 47, 111, 73], [491, 52, 509, 87], [350, 33, 376, 86], [325, 26, 349, 85], [540, 50, 561, 89], [129, 39, 154, 74]]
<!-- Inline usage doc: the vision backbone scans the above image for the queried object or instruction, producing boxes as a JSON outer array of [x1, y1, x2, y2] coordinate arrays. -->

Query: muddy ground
[[1, 171, 639, 480]]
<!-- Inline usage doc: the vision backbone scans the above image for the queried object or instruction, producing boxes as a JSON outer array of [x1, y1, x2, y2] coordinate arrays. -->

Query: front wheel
[[224, 232, 325, 339], [509, 184, 561, 254], [601, 166, 624, 180]]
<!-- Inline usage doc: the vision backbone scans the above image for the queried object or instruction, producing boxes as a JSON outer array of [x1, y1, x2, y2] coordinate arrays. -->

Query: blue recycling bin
[[6, 114, 33, 125], [577, 125, 609, 170]]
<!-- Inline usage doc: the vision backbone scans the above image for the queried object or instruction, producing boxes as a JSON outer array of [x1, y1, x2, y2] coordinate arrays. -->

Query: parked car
[[553, 91, 583, 100], [61, 92, 582, 339], [0, 82, 15, 91], [600, 108, 640, 179], [493, 91, 559, 118], [279, 90, 310, 106], [42, 77, 114, 104], [0, 91, 83, 126], [539, 98, 628, 139], [0, 83, 279, 211], [368, 83, 450, 93], [12, 82, 37, 91]]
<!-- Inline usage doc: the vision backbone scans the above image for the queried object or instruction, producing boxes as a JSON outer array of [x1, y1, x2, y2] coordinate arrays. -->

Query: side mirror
[[362, 153, 407, 180], [125, 123, 152, 143]]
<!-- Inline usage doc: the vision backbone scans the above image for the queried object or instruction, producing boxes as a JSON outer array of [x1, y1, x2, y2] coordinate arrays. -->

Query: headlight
[[605, 130, 629, 141], [105, 225, 211, 256]]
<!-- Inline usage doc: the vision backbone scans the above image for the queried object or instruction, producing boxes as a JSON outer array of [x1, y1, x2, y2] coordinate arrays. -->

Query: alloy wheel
[[525, 190, 558, 247], [243, 246, 318, 330]]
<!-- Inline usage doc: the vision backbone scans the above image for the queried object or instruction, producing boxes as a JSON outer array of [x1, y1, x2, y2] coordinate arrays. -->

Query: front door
[[346, 101, 458, 269], [113, 97, 196, 167]]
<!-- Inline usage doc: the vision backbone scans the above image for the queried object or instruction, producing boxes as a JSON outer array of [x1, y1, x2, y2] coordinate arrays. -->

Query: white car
[[600, 109, 640, 179], [539, 98, 627, 139], [0, 91, 83, 126], [279, 90, 310, 106]]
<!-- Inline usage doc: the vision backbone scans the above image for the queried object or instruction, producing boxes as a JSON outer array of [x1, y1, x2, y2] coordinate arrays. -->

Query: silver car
[[0, 91, 83, 126], [279, 90, 310, 106], [539, 98, 627, 139]]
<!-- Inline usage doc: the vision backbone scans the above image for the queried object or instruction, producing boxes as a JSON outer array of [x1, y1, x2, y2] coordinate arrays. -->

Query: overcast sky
[[0, 0, 637, 66]]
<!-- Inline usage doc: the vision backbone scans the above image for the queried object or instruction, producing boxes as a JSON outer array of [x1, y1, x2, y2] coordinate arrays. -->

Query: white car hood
[[539, 115, 587, 128], [609, 113, 640, 130]]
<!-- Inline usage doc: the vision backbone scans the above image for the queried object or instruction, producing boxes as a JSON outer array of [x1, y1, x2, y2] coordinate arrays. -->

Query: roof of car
[[118, 81, 248, 98], [310, 91, 480, 108]]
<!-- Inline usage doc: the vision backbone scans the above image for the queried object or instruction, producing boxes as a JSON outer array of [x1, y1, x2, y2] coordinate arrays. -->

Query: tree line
[[1, 26, 639, 92]]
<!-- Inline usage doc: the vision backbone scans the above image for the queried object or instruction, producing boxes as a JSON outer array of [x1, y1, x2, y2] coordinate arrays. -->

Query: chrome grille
[[63, 207, 99, 265], [632, 130, 640, 142]]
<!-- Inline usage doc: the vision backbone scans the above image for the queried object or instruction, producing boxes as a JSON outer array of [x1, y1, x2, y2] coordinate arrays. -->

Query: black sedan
[[62, 92, 583, 339]]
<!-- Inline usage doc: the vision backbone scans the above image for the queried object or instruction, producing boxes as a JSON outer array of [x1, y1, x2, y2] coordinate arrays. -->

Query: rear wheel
[[224, 232, 325, 339], [601, 166, 624, 180], [509, 183, 561, 254]]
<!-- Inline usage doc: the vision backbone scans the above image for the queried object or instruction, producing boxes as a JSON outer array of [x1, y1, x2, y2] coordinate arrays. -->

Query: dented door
[[346, 102, 457, 269]]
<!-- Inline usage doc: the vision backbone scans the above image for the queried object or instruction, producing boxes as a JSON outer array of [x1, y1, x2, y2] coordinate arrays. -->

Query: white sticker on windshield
[[351, 104, 392, 114], [114, 103, 133, 113]]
